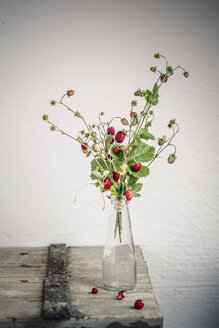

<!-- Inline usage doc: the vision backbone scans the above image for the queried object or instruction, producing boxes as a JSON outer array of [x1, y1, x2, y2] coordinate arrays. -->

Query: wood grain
[[0, 246, 163, 328]]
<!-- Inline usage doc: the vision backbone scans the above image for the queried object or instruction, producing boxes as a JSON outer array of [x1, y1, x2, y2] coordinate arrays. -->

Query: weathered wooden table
[[0, 245, 163, 328]]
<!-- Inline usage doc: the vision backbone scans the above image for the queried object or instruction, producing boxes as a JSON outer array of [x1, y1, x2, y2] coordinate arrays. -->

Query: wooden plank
[[0, 245, 163, 328], [0, 247, 47, 323], [43, 244, 71, 320]]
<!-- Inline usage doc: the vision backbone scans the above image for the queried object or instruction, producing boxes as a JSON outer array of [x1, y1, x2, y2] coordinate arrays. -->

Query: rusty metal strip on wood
[[43, 244, 71, 320]]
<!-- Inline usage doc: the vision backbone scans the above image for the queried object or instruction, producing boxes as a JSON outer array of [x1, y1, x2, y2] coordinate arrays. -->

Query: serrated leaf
[[133, 192, 141, 197], [128, 139, 155, 163], [102, 170, 110, 179], [90, 174, 97, 180], [91, 158, 108, 172], [113, 160, 123, 171], [127, 164, 150, 178], [127, 175, 138, 187], [139, 128, 155, 140], [105, 135, 113, 153], [132, 183, 143, 192], [91, 171, 102, 179]]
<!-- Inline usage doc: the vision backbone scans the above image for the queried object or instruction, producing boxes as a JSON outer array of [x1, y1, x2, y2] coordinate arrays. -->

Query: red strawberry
[[134, 299, 144, 309], [103, 178, 112, 190], [91, 287, 98, 294], [130, 111, 137, 117], [133, 163, 141, 171], [125, 189, 133, 201], [115, 131, 125, 143], [118, 290, 126, 299], [113, 146, 121, 154], [113, 172, 120, 182], [107, 127, 115, 135], [160, 75, 168, 83], [117, 293, 123, 300], [81, 144, 87, 150], [81, 144, 88, 154]]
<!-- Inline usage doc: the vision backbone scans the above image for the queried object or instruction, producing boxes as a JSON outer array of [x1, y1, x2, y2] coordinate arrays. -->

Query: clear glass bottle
[[103, 196, 136, 291]]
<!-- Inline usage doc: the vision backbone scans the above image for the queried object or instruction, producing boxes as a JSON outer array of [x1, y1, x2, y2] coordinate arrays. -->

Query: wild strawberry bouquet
[[43, 53, 188, 239]]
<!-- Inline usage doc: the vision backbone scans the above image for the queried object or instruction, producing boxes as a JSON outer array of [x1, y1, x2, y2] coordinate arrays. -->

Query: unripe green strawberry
[[154, 53, 160, 58], [150, 66, 156, 72], [168, 154, 176, 164], [75, 111, 82, 118], [42, 114, 48, 121], [184, 72, 189, 78], [131, 118, 138, 126], [158, 138, 165, 146]]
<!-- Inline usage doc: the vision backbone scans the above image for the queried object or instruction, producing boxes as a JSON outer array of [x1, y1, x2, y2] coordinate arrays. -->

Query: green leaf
[[113, 160, 123, 171], [90, 171, 102, 180], [144, 89, 151, 102], [127, 174, 138, 187], [132, 183, 143, 192], [128, 139, 155, 163], [151, 98, 159, 106], [133, 192, 141, 197], [139, 128, 155, 140], [86, 151, 91, 158], [102, 170, 110, 179], [127, 165, 150, 178], [110, 146, 124, 161], [109, 185, 119, 196], [105, 135, 113, 153], [91, 158, 108, 172], [152, 83, 159, 97]]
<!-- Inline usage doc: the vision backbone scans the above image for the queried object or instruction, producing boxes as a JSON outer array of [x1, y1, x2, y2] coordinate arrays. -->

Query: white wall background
[[0, 0, 219, 327]]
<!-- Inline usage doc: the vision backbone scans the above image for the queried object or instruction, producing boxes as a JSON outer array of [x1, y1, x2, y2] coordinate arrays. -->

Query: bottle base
[[103, 281, 136, 291]]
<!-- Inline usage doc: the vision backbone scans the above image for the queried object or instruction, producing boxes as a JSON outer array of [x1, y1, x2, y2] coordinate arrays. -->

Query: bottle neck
[[111, 196, 127, 213]]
